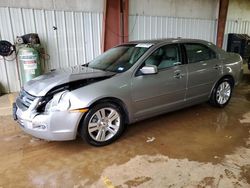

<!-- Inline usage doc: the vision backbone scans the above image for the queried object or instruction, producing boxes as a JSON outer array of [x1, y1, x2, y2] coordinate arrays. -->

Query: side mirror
[[173, 62, 182, 66], [140, 64, 158, 75]]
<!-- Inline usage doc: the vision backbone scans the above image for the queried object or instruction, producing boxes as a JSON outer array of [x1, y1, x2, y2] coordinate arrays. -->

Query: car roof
[[125, 38, 210, 45]]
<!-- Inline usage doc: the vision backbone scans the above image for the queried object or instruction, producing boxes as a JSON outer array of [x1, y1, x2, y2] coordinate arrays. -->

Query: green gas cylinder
[[18, 44, 42, 85]]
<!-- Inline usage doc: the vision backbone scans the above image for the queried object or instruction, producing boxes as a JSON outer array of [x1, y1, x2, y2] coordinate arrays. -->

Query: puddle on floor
[[0, 83, 250, 187], [90, 154, 250, 188]]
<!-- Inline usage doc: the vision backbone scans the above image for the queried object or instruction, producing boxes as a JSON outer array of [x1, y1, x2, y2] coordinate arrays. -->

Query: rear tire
[[209, 78, 233, 108], [80, 103, 125, 146]]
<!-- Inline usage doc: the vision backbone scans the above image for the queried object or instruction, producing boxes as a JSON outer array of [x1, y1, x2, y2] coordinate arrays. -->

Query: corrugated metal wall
[[1, 7, 249, 93], [129, 15, 218, 43], [223, 20, 250, 49], [0, 7, 103, 93]]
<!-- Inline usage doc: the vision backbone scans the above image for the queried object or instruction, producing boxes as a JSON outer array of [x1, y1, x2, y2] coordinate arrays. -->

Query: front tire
[[209, 78, 233, 108], [80, 103, 125, 146]]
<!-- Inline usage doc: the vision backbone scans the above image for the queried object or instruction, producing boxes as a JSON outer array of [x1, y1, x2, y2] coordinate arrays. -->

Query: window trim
[[134, 43, 184, 76], [183, 42, 218, 64], [157, 43, 183, 71]]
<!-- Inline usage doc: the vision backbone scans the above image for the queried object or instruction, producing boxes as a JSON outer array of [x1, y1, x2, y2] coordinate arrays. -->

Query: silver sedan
[[13, 39, 243, 146]]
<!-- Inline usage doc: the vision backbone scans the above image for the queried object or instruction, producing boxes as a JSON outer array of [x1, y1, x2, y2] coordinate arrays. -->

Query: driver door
[[131, 44, 187, 119]]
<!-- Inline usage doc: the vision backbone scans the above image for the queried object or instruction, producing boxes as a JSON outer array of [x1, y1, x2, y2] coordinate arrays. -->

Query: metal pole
[[15, 51, 22, 89], [217, 0, 229, 48], [3, 58, 11, 93]]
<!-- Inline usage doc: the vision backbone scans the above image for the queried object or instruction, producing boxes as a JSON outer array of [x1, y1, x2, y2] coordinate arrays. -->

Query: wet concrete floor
[[0, 76, 250, 187]]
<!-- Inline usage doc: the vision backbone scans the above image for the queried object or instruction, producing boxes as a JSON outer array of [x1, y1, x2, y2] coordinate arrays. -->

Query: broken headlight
[[44, 91, 71, 112]]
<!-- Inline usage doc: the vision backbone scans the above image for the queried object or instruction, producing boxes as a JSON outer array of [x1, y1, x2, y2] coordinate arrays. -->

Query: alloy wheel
[[87, 107, 121, 142], [216, 81, 231, 105]]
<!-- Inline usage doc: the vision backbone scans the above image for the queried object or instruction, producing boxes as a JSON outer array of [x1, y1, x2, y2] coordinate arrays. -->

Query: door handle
[[174, 70, 184, 79], [213, 64, 222, 70]]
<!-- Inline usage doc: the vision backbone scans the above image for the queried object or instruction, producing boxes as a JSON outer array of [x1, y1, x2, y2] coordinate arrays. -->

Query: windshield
[[88, 44, 151, 73]]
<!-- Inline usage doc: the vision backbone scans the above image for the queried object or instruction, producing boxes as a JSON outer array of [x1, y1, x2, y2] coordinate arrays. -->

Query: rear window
[[184, 43, 216, 63]]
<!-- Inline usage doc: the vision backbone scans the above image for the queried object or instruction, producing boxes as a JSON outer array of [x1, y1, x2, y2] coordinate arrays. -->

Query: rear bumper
[[14, 105, 83, 141]]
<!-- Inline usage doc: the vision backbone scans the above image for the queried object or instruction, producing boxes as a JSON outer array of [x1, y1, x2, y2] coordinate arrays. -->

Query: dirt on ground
[[0, 76, 250, 187]]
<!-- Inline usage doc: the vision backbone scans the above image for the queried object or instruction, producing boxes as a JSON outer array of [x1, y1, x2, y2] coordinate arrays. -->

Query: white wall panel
[[0, 8, 20, 93], [0, 7, 103, 93], [0, 0, 104, 12], [130, 0, 219, 19], [45, 10, 60, 70], [227, 0, 250, 21], [129, 15, 217, 44], [83, 12, 95, 62], [75, 12, 87, 64]]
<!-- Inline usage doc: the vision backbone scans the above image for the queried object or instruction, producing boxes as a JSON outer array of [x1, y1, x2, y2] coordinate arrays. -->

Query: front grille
[[17, 89, 37, 110]]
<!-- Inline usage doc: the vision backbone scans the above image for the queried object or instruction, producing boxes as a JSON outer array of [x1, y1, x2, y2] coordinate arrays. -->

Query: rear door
[[183, 43, 222, 102]]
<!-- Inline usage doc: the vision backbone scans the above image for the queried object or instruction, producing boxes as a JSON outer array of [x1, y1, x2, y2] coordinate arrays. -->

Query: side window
[[144, 44, 181, 70], [184, 43, 216, 64]]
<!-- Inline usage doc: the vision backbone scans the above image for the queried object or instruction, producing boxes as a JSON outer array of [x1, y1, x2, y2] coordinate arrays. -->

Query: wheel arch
[[219, 75, 235, 86], [209, 74, 235, 99], [77, 97, 130, 133]]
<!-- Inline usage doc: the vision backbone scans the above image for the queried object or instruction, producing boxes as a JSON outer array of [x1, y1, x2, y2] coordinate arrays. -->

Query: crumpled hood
[[24, 65, 115, 96]]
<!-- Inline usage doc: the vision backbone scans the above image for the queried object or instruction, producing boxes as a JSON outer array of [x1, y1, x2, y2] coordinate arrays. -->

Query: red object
[[102, 0, 129, 52], [217, 0, 229, 48]]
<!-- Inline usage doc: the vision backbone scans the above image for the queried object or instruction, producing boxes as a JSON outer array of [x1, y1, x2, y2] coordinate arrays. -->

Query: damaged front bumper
[[13, 100, 83, 141]]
